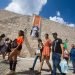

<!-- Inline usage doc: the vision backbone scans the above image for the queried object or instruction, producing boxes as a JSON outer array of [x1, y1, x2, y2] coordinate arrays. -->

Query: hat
[[52, 32, 58, 35]]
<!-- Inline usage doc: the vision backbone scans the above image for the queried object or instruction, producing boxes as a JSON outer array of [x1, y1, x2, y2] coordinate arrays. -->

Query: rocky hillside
[[0, 10, 75, 57]]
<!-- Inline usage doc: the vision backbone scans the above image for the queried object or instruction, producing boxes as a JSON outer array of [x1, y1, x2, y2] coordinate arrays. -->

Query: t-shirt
[[64, 42, 68, 49], [52, 38, 62, 54], [17, 36, 24, 45], [16, 36, 24, 51]]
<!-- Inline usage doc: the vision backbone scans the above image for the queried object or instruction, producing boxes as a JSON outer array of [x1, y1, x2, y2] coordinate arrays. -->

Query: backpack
[[11, 39, 18, 48], [63, 50, 69, 58]]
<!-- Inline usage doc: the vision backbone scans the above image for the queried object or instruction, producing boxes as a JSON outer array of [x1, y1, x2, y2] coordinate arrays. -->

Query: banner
[[33, 15, 41, 28], [30, 15, 41, 38]]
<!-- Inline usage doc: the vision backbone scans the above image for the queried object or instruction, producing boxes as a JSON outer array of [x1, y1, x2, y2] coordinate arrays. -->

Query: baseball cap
[[52, 32, 58, 35]]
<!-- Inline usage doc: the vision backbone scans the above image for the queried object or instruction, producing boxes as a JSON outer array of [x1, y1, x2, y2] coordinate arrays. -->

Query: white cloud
[[57, 11, 60, 16], [49, 11, 75, 27], [68, 24, 75, 27], [49, 16, 66, 24], [5, 0, 47, 15]]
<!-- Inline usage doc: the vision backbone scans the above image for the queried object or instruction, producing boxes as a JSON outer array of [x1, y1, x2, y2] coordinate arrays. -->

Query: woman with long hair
[[7, 30, 24, 74], [38, 33, 52, 74]]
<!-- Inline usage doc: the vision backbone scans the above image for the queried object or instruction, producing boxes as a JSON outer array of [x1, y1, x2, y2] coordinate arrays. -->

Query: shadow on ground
[[15, 70, 41, 75], [7, 70, 62, 75]]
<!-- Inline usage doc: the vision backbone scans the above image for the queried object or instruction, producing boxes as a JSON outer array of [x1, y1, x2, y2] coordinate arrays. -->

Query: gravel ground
[[0, 56, 74, 75]]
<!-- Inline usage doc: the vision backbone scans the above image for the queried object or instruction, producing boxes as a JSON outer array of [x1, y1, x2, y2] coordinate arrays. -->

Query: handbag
[[36, 48, 41, 56], [64, 50, 69, 58], [60, 59, 68, 73], [11, 39, 18, 48]]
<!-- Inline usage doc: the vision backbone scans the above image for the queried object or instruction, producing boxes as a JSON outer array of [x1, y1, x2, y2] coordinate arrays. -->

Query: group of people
[[0, 30, 24, 74], [30, 32, 65, 75], [29, 32, 75, 75], [0, 30, 75, 75], [0, 34, 12, 60]]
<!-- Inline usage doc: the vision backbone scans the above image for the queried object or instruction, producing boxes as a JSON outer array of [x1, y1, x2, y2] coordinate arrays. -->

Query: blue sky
[[40, 0, 75, 24], [0, 0, 75, 27], [0, 0, 11, 9]]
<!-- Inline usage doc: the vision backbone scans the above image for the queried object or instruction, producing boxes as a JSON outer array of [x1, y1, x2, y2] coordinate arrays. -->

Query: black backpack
[[11, 39, 18, 48]]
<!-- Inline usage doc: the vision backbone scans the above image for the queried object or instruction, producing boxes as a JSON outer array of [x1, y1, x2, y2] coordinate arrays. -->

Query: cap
[[52, 32, 58, 35]]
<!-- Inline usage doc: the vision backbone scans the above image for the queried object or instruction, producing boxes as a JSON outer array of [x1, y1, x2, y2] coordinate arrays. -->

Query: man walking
[[52, 32, 64, 75]]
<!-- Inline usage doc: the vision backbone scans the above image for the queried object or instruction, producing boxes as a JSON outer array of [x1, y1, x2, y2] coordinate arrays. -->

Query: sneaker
[[29, 68, 34, 70]]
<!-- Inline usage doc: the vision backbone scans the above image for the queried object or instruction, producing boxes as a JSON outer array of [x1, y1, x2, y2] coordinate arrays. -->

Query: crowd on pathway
[[0, 30, 75, 75]]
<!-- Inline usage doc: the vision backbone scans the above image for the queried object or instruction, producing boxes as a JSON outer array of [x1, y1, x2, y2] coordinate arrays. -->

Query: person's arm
[[13, 43, 21, 51], [60, 44, 64, 57], [14, 37, 23, 51], [40, 43, 43, 50], [59, 39, 64, 57]]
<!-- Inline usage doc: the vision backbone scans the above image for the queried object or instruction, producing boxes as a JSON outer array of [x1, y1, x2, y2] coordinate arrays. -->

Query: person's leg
[[57, 59, 62, 72], [52, 53, 57, 75], [57, 61, 62, 75], [39, 55, 44, 72], [9, 59, 13, 71], [39, 56, 43, 70], [12, 54, 17, 72], [72, 61, 75, 73], [56, 54, 62, 75], [32, 55, 39, 69], [8, 52, 10, 60], [73, 62, 75, 73], [9, 50, 16, 60], [2, 53, 6, 59], [9, 52, 14, 71], [53, 60, 57, 75], [6, 51, 15, 74], [66, 58, 69, 65], [13, 50, 19, 72], [39, 56, 41, 62], [46, 56, 52, 71], [8, 50, 17, 72], [53, 57, 62, 75]]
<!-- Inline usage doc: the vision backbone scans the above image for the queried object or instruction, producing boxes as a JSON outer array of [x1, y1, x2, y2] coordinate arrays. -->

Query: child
[[29, 38, 43, 70]]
